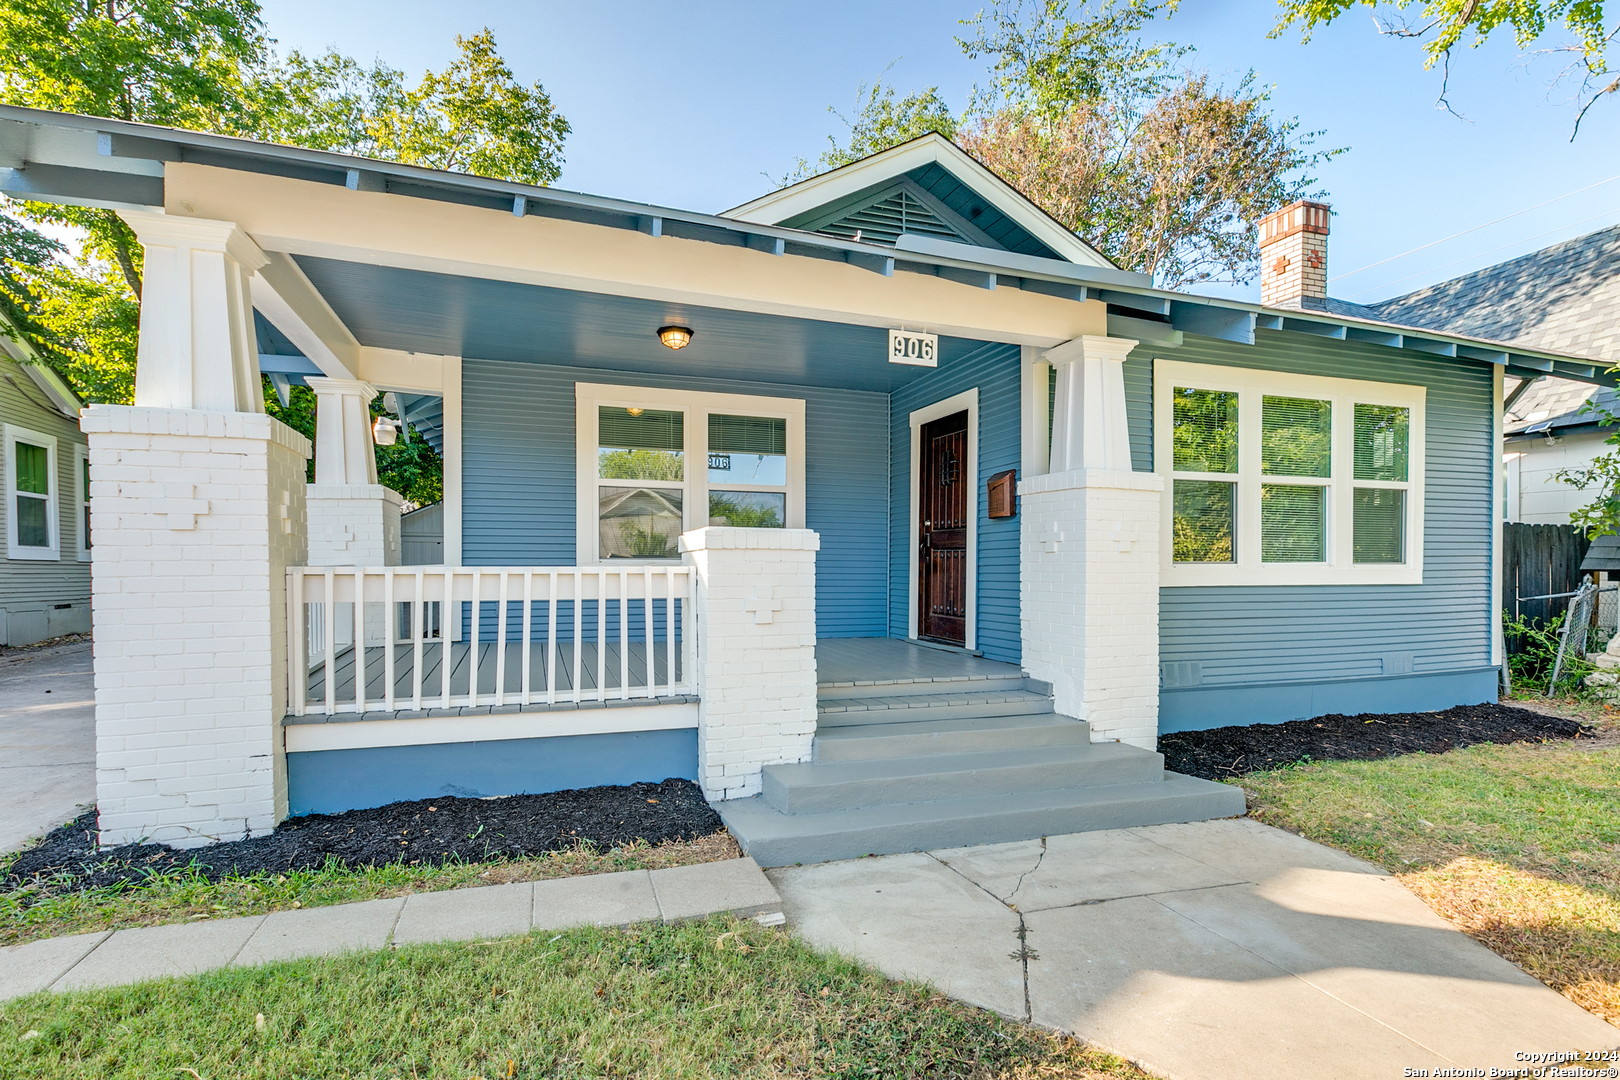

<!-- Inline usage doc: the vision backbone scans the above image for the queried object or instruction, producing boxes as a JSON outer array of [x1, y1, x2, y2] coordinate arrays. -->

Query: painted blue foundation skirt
[[1158, 667, 1500, 734], [286, 728, 699, 817]]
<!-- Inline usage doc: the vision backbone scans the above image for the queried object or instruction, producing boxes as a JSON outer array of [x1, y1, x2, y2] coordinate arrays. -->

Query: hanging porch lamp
[[657, 325, 694, 350]]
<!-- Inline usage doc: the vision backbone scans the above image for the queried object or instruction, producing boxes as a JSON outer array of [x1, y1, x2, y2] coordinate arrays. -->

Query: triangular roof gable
[[723, 133, 1116, 269]]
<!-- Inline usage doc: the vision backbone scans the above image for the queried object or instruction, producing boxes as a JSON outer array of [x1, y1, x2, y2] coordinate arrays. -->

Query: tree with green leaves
[[794, 0, 1339, 289], [782, 74, 958, 182], [248, 29, 570, 185], [0, 0, 567, 505], [1272, 0, 1617, 135]]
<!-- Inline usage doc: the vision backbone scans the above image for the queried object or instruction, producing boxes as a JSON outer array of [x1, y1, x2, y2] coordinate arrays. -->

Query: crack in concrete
[[928, 838, 1047, 1023]]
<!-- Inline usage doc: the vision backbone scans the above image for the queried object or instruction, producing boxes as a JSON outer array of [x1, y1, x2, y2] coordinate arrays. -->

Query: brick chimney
[[1258, 200, 1330, 309]]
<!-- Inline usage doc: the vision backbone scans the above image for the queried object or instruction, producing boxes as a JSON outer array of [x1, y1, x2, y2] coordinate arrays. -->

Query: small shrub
[[1505, 609, 1602, 694]]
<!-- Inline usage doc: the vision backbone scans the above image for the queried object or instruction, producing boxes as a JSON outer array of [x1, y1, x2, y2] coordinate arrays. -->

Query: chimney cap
[[1259, 200, 1331, 246]]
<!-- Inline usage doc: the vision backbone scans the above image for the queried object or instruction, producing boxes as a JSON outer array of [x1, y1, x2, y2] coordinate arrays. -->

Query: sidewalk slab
[[769, 820, 1620, 1080], [769, 852, 1027, 1019], [650, 858, 782, 921], [58, 916, 264, 991], [393, 882, 533, 946], [234, 897, 403, 967], [1025, 891, 1436, 1080], [1153, 872, 1620, 1064], [0, 931, 110, 999], [533, 869, 660, 930], [933, 830, 1242, 911]]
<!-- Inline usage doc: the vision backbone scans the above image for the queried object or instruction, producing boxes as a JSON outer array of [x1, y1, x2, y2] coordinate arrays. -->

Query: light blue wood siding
[[1129, 332, 1498, 728], [462, 359, 890, 637], [889, 342, 1023, 664]]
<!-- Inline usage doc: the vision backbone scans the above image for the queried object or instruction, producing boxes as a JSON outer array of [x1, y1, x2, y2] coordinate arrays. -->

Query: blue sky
[[258, 0, 1620, 305]]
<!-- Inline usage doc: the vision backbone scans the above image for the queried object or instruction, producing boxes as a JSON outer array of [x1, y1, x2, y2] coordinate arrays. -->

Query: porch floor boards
[[814, 637, 1022, 687], [306, 641, 683, 708]]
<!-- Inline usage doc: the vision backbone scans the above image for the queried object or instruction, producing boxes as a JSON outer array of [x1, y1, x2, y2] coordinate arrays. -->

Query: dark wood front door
[[918, 410, 969, 645]]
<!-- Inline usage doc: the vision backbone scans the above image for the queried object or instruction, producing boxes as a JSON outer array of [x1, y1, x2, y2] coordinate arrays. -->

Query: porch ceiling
[[293, 255, 994, 393]]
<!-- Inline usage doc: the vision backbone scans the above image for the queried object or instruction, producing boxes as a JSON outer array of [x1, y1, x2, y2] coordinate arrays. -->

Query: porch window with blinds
[[1154, 361, 1425, 586], [577, 384, 807, 564], [707, 413, 787, 528], [597, 407, 685, 559]]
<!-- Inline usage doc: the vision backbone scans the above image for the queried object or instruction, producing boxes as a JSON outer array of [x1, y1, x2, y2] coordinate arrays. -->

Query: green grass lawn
[[1, 833, 740, 948], [1239, 726, 1620, 1026], [0, 916, 1144, 1080]]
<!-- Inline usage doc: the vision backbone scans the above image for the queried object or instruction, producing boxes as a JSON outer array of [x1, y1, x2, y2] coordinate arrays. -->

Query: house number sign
[[888, 329, 938, 367]]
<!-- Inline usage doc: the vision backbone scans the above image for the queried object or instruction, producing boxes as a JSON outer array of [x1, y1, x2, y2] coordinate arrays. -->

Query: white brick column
[[1020, 469, 1162, 749], [88, 212, 312, 848], [1022, 334, 1163, 750], [304, 377, 401, 566], [680, 527, 819, 800], [84, 407, 310, 847]]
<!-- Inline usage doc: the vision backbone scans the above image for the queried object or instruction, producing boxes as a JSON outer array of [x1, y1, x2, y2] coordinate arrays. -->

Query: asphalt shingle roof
[[1364, 223, 1620, 364]]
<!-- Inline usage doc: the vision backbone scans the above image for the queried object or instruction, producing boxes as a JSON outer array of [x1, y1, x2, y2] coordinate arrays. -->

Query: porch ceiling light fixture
[[657, 325, 694, 350], [372, 415, 399, 447]]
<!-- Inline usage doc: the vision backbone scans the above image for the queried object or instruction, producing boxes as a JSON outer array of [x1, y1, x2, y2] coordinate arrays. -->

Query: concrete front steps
[[718, 673, 1245, 867]]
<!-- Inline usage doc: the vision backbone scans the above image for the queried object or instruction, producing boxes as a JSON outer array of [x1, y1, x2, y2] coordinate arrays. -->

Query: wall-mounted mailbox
[[987, 469, 1016, 519]]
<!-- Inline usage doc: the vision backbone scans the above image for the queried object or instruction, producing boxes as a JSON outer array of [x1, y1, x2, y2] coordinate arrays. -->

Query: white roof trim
[[0, 309, 82, 418], [721, 133, 1115, 270]]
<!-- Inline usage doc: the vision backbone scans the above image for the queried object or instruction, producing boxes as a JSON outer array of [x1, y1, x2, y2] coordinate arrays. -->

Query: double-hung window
[[576, 384, 805, 563], [5, 424, 59, 561], [74, 444, 91, 560], [1154, 361, 1424, 586]]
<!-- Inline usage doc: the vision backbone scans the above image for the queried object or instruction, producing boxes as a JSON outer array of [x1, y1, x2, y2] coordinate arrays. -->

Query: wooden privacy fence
[[1501, 523, 1591, 651]]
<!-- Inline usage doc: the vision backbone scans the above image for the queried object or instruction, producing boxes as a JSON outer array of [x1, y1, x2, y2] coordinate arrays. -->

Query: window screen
[[1354, 404, 1409, 482], [599, 407, 683, 481], [14, 441, 48, 548], [1261, 396, 1331, 478], [1173, 480, 1234, 562], [1261, 484, 1326, 562], [1172, 388, 1238, 473], [1353, 488, 1405, 563]]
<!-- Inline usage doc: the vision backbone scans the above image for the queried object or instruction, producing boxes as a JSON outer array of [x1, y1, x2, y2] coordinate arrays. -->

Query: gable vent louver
[[816, 189, 967, 247]]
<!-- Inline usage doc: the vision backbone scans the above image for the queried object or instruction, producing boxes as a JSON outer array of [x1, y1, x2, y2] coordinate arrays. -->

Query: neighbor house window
[[5, 424, 59, 561], [576, 384, 806, 563], [74, 444, 90, 560], [1154, 361, 1424, 586]]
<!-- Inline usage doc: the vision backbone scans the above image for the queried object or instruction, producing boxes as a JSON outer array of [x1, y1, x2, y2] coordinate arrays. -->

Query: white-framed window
[[73, 443, 90, 561], [574, 383, 806, 563], [1153, 360, 1425, 586], [4, 423, 60, 561]]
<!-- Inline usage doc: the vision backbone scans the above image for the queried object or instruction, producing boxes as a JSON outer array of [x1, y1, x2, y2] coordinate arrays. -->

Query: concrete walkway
[[0, 640, 95, 854], [769, 819, 1619, 1079], [0, 857, 783, 998]]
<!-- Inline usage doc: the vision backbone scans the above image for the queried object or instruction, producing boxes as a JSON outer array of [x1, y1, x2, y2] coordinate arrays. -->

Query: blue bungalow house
[[2, 106, 1608, 864]]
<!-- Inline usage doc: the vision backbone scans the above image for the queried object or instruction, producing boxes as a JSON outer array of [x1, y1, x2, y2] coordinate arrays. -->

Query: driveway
[[769, 818, 1618, 1079], [0, 640, 94, 854]]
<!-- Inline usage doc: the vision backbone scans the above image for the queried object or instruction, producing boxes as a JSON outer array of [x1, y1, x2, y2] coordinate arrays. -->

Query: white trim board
[[73, 443, 90, 562], [285, 701, 699, 753], [574, 382, 807, 565], [442, 355, 463, 567], [907, 388, 979, 649], [721, 133, 1115, 270], [4, 423, 61, 561], [1153, 360, 1427, 587]]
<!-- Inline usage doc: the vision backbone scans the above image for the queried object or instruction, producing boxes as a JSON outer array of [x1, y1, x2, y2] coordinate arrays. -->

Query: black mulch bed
[[1161, 702, 1593, 782], [4, 778, 722, 895]]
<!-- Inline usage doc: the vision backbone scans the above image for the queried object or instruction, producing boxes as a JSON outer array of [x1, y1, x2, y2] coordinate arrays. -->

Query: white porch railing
[[287, 566, 694, 717]]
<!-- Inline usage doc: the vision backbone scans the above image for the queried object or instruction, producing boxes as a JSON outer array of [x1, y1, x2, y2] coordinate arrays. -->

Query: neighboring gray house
[[1353, 224, 1620, 525], [0, 316, 90, 646]]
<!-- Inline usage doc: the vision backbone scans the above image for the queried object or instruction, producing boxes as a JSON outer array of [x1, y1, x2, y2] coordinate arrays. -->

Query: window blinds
[[709, 414, 786, 455], [598, 407, 683, 450]]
